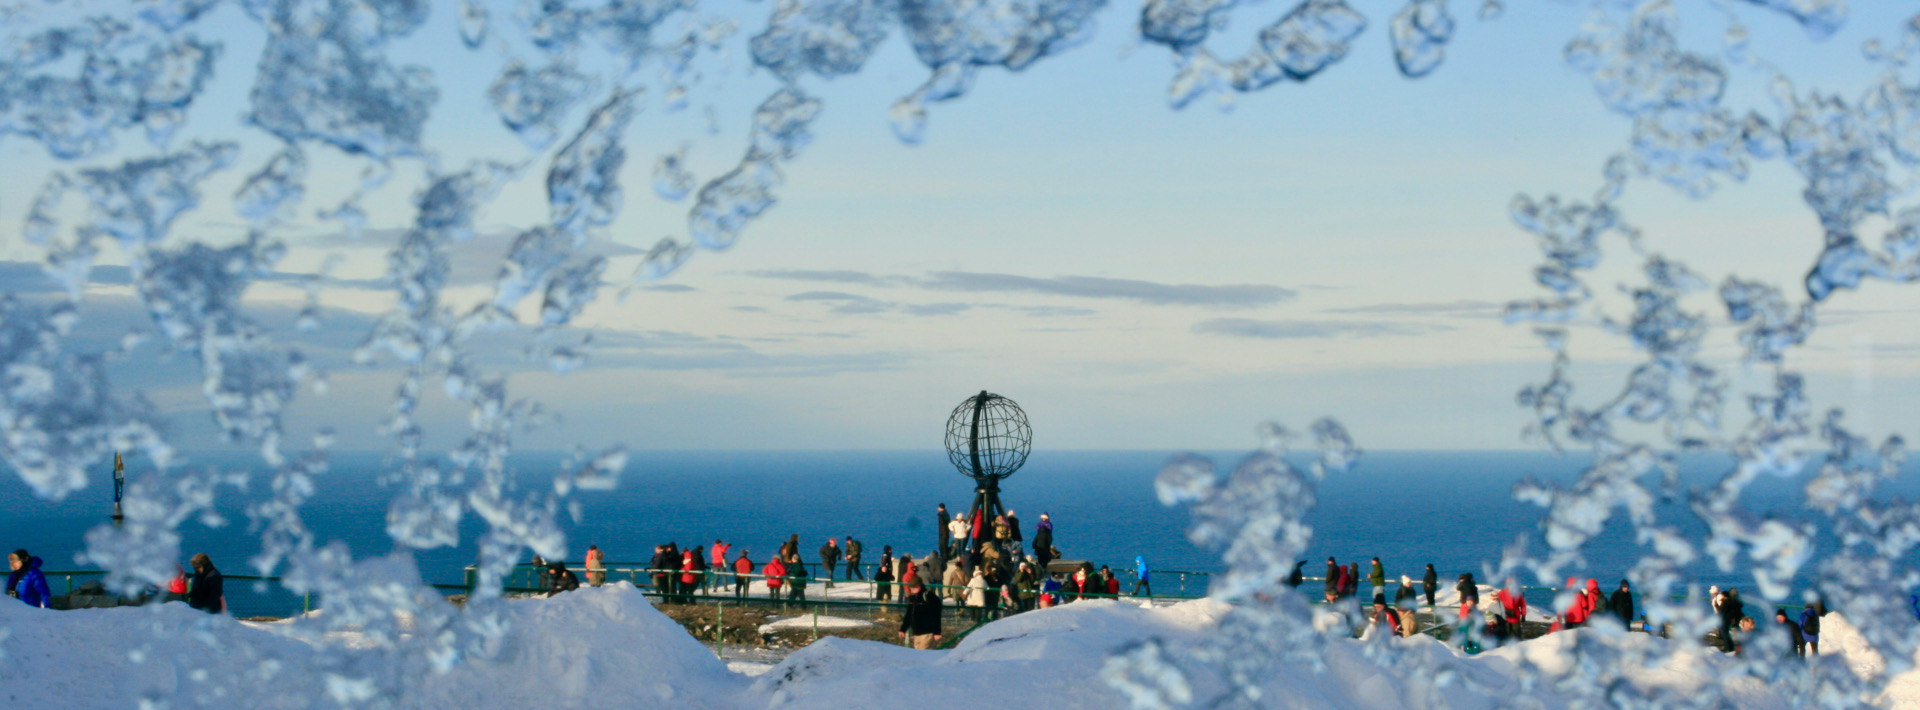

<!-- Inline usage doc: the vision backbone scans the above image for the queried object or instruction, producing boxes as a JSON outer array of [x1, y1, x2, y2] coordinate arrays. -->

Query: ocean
[[4, 449, 1914, 614]]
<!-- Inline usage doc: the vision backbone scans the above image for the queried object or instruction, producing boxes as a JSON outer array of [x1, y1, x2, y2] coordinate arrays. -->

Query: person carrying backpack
[[1800, 604, 1821, 655]]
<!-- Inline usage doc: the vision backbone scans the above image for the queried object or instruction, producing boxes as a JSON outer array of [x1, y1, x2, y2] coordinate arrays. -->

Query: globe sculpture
[[943, 391, 1031, 555]]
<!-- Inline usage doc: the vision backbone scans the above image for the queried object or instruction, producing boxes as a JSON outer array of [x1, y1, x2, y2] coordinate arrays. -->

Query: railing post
[[715, 601, 725, 659], [812, 607, 819, 643], [66, 575, 73, 596], [303, 592, 311, 614]]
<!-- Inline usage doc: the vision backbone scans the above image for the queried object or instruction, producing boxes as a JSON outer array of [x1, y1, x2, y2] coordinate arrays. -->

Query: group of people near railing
[[534, 505, 1175, 622], [7, 547, 227, 615], [1297, 555, 1877, 658]]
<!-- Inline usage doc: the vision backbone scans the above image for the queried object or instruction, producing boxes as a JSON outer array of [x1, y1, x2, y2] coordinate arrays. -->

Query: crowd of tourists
[[1303, 555, 1862, 658], [538, 506, 1172, 623], [6, 548, 227, 615]]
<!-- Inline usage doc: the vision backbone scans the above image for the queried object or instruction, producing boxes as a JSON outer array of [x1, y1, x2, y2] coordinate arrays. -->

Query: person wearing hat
[[899, 579, 944, 649]]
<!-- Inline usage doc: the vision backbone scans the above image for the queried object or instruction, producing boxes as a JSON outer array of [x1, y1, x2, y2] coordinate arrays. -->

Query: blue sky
[[1, 0, 1916, 453]]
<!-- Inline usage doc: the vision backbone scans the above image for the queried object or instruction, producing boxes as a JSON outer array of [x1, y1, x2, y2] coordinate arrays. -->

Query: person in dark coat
[[1717, 588, 1745, 652], [187, 553, 224, 614], [874, 557, 895, 601], [1776, 609, 1806, 657], [845, 536, 863, 581], [547, 562, 580, 597], [1394, 575, 1418, 609], [1325, 557, 1340, 600], [1006, 510, 1023, 545], [650, 545, 674, 597], [1456, 573, 1480, 622], [1031, 513, 1054, 569], [819, 539, 840, 588], [899, 579, 944, 649], [1286, 560, 1305, 588], [7, 549, 51, 609], [936, 504, 952, 558], [1421, 564, 1438, 607], [1608, 580, 1635, 629]]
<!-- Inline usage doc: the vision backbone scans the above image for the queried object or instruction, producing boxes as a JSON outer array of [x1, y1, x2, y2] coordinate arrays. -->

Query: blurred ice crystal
[[0, 0, 1916, 706]]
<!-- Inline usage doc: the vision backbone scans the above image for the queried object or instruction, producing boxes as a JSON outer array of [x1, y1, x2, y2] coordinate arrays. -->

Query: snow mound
[[757, 614, 875, 634]]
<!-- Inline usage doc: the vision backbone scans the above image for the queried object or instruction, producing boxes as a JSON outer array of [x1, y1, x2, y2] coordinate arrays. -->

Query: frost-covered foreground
[[2, 583, 1914, 709]]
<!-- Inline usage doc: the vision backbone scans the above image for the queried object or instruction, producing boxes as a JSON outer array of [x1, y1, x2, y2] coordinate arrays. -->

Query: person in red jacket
[[678, 550, 698, 604], [1556, 577, 1589, 631], [1100, 566, 1120, 596], [763, 557, 786, 600], [731, 550, 753, 598]]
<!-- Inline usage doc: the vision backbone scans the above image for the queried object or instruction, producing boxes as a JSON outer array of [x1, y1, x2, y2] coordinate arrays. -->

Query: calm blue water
[[3, 450, 1915, 611]]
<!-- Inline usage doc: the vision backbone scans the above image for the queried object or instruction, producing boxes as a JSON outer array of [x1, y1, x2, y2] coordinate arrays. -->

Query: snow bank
[[757, 614, 875, 634], [4, 589, 1916, 709]]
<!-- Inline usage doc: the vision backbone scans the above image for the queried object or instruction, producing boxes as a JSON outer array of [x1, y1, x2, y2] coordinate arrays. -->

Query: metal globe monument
[[944, 390, 1031, 554]]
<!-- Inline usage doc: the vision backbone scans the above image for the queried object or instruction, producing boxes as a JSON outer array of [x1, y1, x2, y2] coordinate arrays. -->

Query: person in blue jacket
[[1799, 604, 1823, 656], [7, 549, 52, 608], [1131, 556, 1152, 597]]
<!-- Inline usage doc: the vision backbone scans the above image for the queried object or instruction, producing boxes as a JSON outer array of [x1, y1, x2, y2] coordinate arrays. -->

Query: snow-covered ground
[[1, 582, 1914, 708]]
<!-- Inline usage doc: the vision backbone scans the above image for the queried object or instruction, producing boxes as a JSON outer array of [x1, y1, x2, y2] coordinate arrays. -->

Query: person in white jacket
[[965, 569, 989, 621], [948, 515, 970, 555]]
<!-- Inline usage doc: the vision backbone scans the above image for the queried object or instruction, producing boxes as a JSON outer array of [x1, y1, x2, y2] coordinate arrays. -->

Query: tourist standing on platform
[[1015, 561, 1038, 611], [1394, 575, 1417, 610], [1006, 510, 1023, 548], [1422, 564, 1438, 607], [1032, 513, 1054, 569], [936, 504, 951, 558], [187, 553, 224, 614], [1132, 556, 1151, 597], [764, 556, 786, 600], [901, 554, 918, 597], [709, 540, 730, 591], [947, 514, 968, 559], [1070, 567, 1093, 601], [899, 580, 943, 649], [547, 562, 580, 597], [650, 545, 674, 597], [1778, 609, 1806, 657], [1368, 558, 1385, 591], [1345, 563, 1361, 599], [1325, 557, 1340, 601], [944, 561, 968, 604], [1609, 580, 1635, 628], [1100, 566, 1120, 597], [845, 536, 863, 581], [786, 553, 808, 601], [1456, 573, 1479, 621], [1800, 604, 1822, 655], [584, 545, 605, 587], [679, 549, 698, 604], [1718, 588, 1745, 652], [6, 549, 50, 609], [874, 556, 894, 601], [965, 568, 988, 620], [733, 550, 753, 598], [819, 539, 840, 589]]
